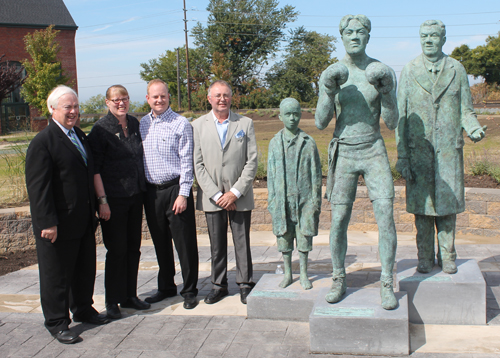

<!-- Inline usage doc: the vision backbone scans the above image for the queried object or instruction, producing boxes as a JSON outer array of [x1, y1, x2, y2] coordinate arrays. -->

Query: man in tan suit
[[192, 80, 258, 304]]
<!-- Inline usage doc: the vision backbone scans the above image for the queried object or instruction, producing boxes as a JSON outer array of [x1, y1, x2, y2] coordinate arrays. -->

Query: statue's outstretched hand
[[320, 63, 348, 96], [469, 125, 487, 143], [365, 62, 394, 94], [395, 158, 413, 182]]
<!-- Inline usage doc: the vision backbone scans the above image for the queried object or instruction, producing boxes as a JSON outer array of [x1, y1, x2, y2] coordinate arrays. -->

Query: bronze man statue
[[316, 14, 399, 310], [396, 20, 486, 274]]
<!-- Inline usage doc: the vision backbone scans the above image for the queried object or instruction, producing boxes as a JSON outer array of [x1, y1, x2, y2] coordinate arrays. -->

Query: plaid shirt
[[140, 107, 194, 197]]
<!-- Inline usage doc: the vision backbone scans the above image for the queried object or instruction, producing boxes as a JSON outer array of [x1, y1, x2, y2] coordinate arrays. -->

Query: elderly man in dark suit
[[26, 85, 108, 344], [396, 20, 486, 274]]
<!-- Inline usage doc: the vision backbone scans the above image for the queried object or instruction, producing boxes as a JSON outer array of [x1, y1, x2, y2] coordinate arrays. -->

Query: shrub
[[0, 141, 29, 205], [390, 161, 402, 181], [467, 150, 500, 184]]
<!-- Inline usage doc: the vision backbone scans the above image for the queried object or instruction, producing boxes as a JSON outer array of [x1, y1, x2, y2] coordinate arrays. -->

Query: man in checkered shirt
[[139, 79, 199, 310]]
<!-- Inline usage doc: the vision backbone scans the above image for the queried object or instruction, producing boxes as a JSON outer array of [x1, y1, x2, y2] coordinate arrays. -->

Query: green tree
[[191, 0, 298, 92], [451, 32, 500, 85], [266, 27, 337, 106], [129, 101, 151, 113], [80, 94, 107, 114], [21, 25, 70, 118], [140, 46, 210, 111]]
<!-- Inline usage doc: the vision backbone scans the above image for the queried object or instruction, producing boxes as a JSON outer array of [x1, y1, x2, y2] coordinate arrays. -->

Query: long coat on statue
[[396, 54, 482, 216], [267, 129, 322, 237]]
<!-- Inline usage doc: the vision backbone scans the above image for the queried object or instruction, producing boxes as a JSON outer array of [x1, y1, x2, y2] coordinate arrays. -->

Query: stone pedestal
[[309, 288, 409, 356], [397, 259, 486, 325], [247, 273, 332, 322]]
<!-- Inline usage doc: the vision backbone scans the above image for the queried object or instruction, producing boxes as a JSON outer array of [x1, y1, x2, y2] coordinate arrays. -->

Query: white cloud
[[92, 25, 112, 32], [120, 17, 138, 24]]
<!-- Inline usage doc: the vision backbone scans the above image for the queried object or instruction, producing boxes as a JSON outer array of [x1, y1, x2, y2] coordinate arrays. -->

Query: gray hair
[[208, 80, 232, 97], [339, 14, 371, 35], [420, 20, 446, 37], [279, 97, 300, 112], [47, 85, 78, 114]]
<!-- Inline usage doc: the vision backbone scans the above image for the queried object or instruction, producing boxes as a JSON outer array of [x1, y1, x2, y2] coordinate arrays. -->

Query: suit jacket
[[192, 110, 258, 212], [26, 121, 96, 240], [396, 54, 482, 216], [267, 129, 322, 237]]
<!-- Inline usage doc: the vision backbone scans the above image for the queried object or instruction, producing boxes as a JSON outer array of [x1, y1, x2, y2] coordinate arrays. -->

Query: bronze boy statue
[[268, 98, 322, 290]]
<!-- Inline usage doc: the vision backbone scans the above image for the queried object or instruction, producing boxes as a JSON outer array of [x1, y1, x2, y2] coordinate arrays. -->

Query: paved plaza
[[0, 230, 500, 357]]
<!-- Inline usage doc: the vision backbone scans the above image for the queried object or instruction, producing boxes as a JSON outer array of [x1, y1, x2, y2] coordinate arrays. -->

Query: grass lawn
[[0, 112, 498, 206], [251, 112, 500, 176]]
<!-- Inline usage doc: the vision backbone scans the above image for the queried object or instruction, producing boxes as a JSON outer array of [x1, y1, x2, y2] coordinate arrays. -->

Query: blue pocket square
[[235, 130, 245, 138]]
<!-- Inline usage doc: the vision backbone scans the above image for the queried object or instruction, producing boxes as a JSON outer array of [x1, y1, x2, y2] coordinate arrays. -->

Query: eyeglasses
[[212, 94, 231, 100], [109, 97, 129, 104]]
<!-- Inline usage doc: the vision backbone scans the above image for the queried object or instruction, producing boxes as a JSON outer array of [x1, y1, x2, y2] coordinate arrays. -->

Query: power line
[[78, 20, 183, 40], [77, 31, 184, 49], [79, 73, 139, 80], [191, 9, 500, 18], [305, 23, 500, 29], [188, 31, 498, 38], [196, 20, 499, 28], [79, 81, 146, 89], [80, 9, 183, 29]]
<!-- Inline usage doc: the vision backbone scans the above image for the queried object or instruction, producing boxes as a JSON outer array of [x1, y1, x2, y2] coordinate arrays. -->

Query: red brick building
[[0, 0, 78, 133]]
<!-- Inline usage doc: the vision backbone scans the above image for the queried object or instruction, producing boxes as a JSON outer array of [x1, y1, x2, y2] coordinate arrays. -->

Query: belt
[[147, 177, 180, 190], [325, 132, 382, 202]]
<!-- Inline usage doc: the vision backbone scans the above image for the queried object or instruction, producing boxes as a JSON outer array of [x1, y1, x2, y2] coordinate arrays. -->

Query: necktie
[[431, 64, 439, 81], [68, 129, 87, 165]]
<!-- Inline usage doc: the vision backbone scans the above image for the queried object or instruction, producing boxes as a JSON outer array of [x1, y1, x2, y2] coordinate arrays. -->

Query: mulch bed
[[0, 249, 38, 276]]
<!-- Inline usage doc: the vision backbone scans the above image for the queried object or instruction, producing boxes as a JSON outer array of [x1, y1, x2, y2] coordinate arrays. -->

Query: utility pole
[[176, 48, 182, 111], [183, 0, 192, 111]]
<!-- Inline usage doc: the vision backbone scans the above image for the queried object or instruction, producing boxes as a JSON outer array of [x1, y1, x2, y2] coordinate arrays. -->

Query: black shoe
[[240, 287, 253, 304], [52, 329, 81, 344], [145, 290, 177, 304], [106, 303, 122, 319], [204, 288, 228, 304], [73, 312, 109, 325], [120, 297, 151, 310], [183, 293, 198, 309]]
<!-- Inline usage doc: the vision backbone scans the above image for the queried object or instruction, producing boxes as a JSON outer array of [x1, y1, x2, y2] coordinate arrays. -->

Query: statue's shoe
[[416, 259, 434, 273], [380, 281, 398, 310], [325, 277, 346, 303], [441, 260, 457, 274]]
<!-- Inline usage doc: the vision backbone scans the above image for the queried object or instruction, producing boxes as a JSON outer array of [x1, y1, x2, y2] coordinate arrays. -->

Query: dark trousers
[[36, 222, 97, 334], [415, 214, 457, 262], [144, 183, 198, 297], [205, 210, 254, 289], [100, 193, 143, 304]]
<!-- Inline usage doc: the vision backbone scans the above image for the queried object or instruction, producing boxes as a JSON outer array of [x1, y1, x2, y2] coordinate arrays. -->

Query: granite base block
[[246, 273, 332, 322], [397, 259, 486, 325], [309, 288, 409, 356]]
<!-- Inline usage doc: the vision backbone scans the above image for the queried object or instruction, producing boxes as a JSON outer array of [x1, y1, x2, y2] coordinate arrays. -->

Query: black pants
[[205, 210, 254, 289], [144, 183, 198, 297], [36, 222, 97, 334], [100, 193, 143, 304]]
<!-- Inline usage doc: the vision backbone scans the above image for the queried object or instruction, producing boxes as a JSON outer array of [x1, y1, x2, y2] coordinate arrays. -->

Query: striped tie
[[68, 129, 87, 165]]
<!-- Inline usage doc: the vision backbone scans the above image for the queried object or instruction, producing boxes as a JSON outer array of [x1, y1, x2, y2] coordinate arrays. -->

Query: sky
[[64, 0, 500, 104]]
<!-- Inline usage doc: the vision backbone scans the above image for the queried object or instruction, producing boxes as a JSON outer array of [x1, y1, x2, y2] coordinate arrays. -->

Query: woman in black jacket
[[88, 85, 149, 319]]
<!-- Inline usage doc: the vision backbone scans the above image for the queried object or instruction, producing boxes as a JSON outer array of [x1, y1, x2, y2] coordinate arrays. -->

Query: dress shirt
[[423, 55, 444, 81], [52, 119, 86, 156], [214, 115, 229, 148], [140, 107, 194, 197], [210, 110, 241, 202]]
